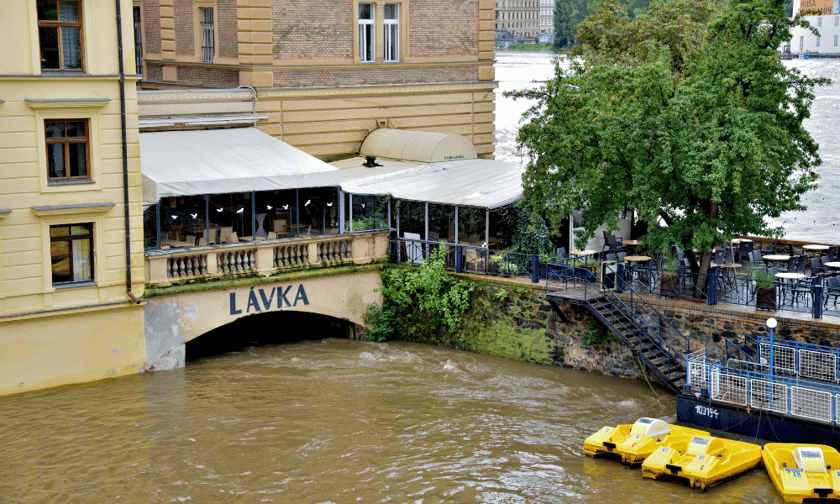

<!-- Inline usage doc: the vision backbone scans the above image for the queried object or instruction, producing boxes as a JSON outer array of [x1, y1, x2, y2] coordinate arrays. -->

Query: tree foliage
[[554, 0, 654, 48], [515, 0, 826, 276]]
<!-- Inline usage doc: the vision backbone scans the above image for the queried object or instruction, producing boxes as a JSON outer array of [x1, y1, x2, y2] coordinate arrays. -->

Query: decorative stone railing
[[145, 231, 389, 287]]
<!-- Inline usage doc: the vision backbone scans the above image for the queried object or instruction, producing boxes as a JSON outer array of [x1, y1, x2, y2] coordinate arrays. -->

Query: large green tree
[[516, 0, 826, 280]]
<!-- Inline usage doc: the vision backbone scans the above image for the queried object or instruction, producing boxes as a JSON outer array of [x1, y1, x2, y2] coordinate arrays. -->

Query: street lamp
[[767, 317, 777, 411], [767, 317, 777, 377]]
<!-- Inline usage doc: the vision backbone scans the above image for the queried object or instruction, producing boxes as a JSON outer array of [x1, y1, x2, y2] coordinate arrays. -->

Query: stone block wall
[[218, 0, 239, 59], [409, 0, 479, 57], [174, 0, 194, 56], [143, 0, 162, 55], [271, 0, 353, 60]]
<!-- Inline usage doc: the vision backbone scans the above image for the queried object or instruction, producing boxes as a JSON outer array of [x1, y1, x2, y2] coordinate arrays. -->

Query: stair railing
[[580, 270, 690, 378]]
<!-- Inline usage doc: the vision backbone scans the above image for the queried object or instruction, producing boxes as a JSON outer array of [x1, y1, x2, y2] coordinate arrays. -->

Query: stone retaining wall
[[478, 280, 840, 388]]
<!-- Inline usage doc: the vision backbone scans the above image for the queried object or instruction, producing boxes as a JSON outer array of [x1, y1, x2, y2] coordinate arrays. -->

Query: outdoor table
[[804, 244, 830, 258], [775, 272, 806, 304], [825, 262, 840, 269], [623, 239, 643, 247], [624, 255, 651, 284], [763, 254, 790, 262], [570, 249, 597, 256], [731, 238, 753, 244]]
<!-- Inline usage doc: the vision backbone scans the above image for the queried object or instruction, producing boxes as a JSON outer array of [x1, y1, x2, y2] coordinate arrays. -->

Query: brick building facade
[[134, 0, 497, 159]]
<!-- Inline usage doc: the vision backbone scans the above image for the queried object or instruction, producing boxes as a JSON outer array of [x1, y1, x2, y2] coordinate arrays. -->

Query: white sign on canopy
[[140, 127, 340, 203]]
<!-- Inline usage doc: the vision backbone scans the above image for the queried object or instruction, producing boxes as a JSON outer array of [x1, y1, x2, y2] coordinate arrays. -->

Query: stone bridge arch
[[142, 270, 382, 371]]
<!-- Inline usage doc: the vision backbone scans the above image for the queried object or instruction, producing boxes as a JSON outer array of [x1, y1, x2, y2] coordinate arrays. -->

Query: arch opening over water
[[186, 311, 362, 362]]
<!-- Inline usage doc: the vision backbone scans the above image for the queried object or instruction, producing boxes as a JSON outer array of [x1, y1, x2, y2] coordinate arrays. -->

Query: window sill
[[47, 179, 95, 187], [53, 281, 97, 290]]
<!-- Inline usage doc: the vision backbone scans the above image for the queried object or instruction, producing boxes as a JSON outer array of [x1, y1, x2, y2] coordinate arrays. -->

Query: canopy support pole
[[425, 202, 429, 258], [295, 189, 300, 237], [396, 203, 401, 262], [349, 194, 354, 232], [387, 197, 391, 230], [155, 203, 161, 249], [205, 195, 210, 245], [338, 189, 345, 234], [455, 206, 459, 245], [251, 191, 256, 240], [486, 207, 490, 253]]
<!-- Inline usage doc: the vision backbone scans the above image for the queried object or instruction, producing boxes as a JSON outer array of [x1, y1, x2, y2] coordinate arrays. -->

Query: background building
[[495, 0, 539, 38], [0, 1, 146, 396], [132, 0, 498, 160], [539, 0, 554, 36]]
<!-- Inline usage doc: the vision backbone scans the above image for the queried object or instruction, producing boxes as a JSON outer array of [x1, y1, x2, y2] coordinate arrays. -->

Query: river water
[[494, 51, 840, 245], [1, 339, 784, 503]]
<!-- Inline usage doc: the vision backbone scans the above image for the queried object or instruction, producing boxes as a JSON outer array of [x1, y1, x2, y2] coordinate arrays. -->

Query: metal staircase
[[547, 267, 692, 394]]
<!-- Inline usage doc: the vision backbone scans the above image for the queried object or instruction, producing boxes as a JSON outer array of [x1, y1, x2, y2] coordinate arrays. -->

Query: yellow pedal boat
[[641, 434, 762, 490], [763, 443, 840, 502], [583, 417, 710, 466]]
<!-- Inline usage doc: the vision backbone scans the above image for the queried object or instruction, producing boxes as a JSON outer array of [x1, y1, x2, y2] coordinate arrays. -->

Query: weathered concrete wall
[[143, 270, 382, 371]]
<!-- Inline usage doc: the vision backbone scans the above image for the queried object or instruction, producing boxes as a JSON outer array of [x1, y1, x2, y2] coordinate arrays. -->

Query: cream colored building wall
[[0, 2, 147, 396], [257, 83, 497, 160]]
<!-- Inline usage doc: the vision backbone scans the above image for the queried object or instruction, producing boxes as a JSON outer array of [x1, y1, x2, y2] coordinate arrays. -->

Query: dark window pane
[[359, 3, 372, 18], [50, 226, 70, 237], [69, 143, 86, 177], [59, 1, 79, 21], [70, 224, 91, 235], [45, 121, 65, 138], [65, 121, 85, 137], [48, 144, 65, 178], [51, 240, 71, 283], [39, 27, 60, 69], [38, 0, 58, 21]]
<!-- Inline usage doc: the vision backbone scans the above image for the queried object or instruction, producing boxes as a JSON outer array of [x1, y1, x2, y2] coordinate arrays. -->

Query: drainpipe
[[115, 0, 139, 304]]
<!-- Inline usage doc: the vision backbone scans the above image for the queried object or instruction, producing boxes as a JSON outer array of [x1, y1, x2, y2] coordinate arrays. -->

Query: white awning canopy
[[337, 157, 524, 209], [140, 128, 340, 203]]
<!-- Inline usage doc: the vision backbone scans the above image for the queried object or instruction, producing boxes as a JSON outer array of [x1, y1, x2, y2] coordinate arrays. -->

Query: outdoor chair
[[556, 247, 567, 258], [603, 234, 624, 253], [796, 254, 807, 275], [810, 257, 826, 279], [738, 241, 754, 264], [791, 276, 818, 306], [825, 277, 840, 307]]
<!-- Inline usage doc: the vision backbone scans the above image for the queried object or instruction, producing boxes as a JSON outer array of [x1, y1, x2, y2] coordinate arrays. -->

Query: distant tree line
[[554, 0, 654, 48], [554, 0, 793, 49]]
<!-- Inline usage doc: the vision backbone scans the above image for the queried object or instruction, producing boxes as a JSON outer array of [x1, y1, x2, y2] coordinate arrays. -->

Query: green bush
[[365, 246, 474, 345], [577, 319, 615, 346]]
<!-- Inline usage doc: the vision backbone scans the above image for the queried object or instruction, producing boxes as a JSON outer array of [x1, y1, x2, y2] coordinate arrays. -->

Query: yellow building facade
[[134, 0, 498, 160], [0, 1, 146, 396]]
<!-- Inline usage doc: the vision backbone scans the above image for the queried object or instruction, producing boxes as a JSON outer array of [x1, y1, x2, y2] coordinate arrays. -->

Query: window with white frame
[[817, 36, 821, 47], [359, 3, 375, 62], [835, 16, 839, 26], [818, 16, 823, 26], [200, 7, 214, 62], [835, 34, 838, 47], [384, 3, 399, 62]]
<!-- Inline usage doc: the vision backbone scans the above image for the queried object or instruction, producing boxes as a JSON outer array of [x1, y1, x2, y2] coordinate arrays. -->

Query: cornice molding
[[25, 98, 111, 110], [31, 202, 116, 217]]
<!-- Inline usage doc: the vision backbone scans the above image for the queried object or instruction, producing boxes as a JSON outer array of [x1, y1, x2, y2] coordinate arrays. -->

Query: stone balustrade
[[145, 231, 389, 287]]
